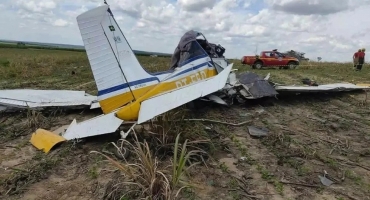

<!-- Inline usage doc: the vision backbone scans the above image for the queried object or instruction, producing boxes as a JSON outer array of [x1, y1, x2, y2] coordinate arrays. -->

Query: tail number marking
[[134, 83, 146, 89], [175, 71, 207, 88]]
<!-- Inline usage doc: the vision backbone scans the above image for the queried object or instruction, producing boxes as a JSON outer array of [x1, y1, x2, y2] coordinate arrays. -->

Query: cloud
[[268, 0, 350, 15], [178, 0, 217, 12], [52, 19, 70, 27], [15, 0, 57, 13], [0, 0, 369, 62]]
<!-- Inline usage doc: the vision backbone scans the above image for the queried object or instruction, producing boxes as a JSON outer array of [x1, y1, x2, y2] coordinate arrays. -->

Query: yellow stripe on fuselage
[[99, 85, 155, 114], [100, 68, 217, 121]]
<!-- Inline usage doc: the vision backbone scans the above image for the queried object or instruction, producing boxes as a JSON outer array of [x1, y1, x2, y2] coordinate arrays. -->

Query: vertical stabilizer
[[76, 5, 159, 113]]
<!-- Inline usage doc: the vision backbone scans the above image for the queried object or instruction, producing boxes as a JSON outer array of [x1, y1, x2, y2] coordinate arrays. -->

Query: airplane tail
[[76, 5, 159, 114]]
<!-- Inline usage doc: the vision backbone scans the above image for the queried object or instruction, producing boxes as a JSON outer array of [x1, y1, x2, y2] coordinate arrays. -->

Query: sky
[[0, 0, 369, 62]]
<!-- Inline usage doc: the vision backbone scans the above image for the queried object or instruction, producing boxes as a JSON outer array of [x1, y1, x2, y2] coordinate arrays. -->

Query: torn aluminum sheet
[[237, 72, 279, 99], [318, 175, 334, 186], [207, 94, 228, 105], [275, 83, 370, 93], [248, 126, 269, 137], [0, 89, 100, 112]]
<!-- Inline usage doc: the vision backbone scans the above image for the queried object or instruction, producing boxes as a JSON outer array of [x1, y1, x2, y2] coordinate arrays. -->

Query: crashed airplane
[[19, 4, 369, 153], [28, 4, 277, 153]]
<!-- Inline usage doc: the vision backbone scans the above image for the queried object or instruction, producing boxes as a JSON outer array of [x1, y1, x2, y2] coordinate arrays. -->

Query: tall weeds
[[91, 125, 208, 200]]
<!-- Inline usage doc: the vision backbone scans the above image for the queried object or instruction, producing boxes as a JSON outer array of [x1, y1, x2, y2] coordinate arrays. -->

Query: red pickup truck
[[241, 50, 299, 69]]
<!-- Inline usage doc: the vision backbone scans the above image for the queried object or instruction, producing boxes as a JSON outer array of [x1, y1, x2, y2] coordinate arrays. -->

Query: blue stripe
[[167, 62, 208, 80], [98, 77, 158, 96], [98, 55, 212, 97]]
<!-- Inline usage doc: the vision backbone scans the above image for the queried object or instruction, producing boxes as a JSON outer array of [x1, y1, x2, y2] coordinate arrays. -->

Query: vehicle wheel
[[287, 62, 297, 69], [254, 61, 263, 69]]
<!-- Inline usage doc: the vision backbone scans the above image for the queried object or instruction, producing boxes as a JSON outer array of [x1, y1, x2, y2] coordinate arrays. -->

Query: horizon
[[0, 38, 356, 63], [0, 0, 368, 63]]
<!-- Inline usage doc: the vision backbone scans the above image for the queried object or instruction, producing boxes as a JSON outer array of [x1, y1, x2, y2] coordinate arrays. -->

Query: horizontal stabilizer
[[62, 112, 123, 140], [137, 63, 233, 124]]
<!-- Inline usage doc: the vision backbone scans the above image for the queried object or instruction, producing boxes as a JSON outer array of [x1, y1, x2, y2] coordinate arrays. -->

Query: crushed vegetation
[[1, 47, 370, 200]]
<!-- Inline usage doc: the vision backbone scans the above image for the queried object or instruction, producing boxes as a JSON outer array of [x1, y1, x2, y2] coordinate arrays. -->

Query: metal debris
[[247, 126, 269, 137], [238, 72, 279, 99], [207, 94, 228, 105], [319, 175, 334, 186]]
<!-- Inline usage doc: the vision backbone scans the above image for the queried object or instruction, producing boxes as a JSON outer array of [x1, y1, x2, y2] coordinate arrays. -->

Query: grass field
[[1, 47, 370, 200]]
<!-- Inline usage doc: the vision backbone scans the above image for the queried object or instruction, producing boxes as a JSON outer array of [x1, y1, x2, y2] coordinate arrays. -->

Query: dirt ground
[[1, 91, 370, 200], [1, 48, 370, 200]]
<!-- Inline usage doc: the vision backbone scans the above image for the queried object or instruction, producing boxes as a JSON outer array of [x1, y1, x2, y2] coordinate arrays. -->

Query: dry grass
[[90, 111, 208, 199]]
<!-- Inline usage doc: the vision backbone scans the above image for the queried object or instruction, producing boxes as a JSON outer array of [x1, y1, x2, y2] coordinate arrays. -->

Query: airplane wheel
[[108, 140, 131, 160], [113, 145, 130, 160]]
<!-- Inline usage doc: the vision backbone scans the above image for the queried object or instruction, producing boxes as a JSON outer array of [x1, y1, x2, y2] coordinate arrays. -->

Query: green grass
[[1, 47, 368, 93], [231, 60, 370, 85]]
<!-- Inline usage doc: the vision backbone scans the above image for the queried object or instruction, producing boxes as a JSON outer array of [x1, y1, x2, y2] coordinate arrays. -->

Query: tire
[[107, 140, 131, 160], [287, 61, 297, 69], [113, 143, 131, 160], [254, 61, 263, 69]]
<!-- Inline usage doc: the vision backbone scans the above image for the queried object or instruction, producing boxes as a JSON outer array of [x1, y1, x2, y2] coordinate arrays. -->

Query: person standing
[[357, 48, 366, 71], [353, 49, 360, 69]]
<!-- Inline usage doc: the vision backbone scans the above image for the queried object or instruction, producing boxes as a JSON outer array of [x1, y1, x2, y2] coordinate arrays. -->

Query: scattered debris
[[319, 175, 334, 186], [302, 78, 318, 86], [248, 126, 269, 137], [206, 94, 228, 105], [237, 72, 278, 99]]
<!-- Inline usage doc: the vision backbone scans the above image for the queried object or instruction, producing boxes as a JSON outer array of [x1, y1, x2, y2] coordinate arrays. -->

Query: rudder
[[76, 5, 158, 114]]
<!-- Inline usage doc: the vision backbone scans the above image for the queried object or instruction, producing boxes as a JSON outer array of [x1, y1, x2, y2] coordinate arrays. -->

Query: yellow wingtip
[[30, 129, 66, 153]]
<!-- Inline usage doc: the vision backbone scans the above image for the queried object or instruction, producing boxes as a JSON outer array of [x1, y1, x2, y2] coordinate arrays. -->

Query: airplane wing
[[275, 83, 370, 93], [137, 63, 233, 124], [0, 89, 100, 111]]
